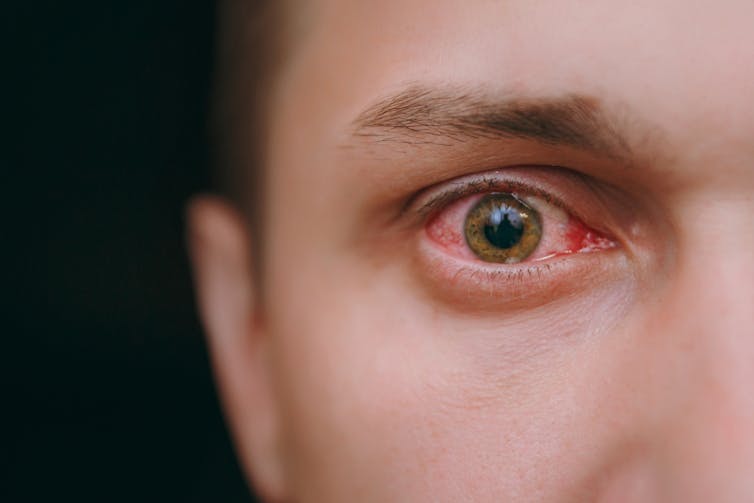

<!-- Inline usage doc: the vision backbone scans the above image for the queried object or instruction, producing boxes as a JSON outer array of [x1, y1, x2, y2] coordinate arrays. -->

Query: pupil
[[483, 205, 524, 249]]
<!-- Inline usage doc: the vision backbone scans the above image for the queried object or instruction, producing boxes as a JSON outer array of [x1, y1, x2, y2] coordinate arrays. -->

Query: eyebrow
[[350, 85, 634, 160]]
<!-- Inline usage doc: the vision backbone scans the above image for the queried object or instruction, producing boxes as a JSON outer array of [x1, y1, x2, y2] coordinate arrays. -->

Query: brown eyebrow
[[350, 85, 634, 160]]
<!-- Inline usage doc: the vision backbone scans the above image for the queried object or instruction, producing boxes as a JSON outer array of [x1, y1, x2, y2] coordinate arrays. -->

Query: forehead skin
[[271, 0, 754, 179], [257, 1, 754, 501]]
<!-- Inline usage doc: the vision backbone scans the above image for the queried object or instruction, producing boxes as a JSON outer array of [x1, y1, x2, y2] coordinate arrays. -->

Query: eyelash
[[415, 174, 593, 236], [416, 178, 561, 218]]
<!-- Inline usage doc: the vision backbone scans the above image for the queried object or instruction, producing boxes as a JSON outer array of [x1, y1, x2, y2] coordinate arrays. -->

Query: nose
[[645, 195, 754, 501]]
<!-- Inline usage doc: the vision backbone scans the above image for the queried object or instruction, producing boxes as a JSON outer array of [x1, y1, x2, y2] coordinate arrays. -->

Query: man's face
[[192, 1, 754, 501]]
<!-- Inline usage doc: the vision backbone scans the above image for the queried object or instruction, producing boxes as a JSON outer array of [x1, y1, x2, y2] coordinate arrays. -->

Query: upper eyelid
[[405, 172, 564, 220]]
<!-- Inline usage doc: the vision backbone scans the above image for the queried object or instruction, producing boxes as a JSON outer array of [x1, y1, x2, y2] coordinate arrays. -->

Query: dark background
[[7, 1, 257, 500]]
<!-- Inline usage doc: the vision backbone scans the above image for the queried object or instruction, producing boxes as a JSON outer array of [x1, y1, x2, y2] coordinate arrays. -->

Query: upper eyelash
[[399, 167, 623, 254], [409, 176, 563, 220]]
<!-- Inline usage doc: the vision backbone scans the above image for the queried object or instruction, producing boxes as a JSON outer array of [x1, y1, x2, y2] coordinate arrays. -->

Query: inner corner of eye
[[517, 196, 618, 256], [563, 217, 619, 254]]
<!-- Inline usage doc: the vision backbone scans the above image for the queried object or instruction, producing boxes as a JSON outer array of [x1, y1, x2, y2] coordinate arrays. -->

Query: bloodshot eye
[[425, 185, 618, 265], [465, 194, 542, 263]]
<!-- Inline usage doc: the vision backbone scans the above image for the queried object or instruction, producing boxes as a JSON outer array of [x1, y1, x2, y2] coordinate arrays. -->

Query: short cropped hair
[[211, 0, 290, 228]]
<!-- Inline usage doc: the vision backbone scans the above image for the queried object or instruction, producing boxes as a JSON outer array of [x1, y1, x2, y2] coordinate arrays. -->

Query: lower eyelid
[[414, 233, 628, 313]]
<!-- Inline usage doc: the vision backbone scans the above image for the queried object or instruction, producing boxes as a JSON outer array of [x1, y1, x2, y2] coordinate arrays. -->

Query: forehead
[[282, 0, 754, 92], [267, 0, 754, 188]]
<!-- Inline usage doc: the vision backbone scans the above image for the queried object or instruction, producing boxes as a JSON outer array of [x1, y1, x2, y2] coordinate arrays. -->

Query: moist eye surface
[[464, 193, 542, 263]]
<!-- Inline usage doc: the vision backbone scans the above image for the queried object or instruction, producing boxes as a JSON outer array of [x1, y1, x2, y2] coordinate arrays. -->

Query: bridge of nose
[[620, 192, 754, 500]]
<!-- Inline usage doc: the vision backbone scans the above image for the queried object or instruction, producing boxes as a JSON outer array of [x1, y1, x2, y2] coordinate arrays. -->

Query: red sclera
[[562, 217, 616, 255], [425, 192, 617, 263]]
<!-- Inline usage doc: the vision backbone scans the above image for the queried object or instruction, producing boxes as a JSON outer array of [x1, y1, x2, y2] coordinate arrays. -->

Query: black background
[[7, 1, 256, 500]]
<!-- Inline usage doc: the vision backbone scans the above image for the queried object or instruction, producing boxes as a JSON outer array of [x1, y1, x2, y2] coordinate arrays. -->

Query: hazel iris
[[464, 193, 542, 263]]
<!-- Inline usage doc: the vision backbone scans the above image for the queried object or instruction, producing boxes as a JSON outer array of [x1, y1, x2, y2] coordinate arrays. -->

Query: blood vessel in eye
[[426, 192, 616, 261], [563, 217, 615, 254]]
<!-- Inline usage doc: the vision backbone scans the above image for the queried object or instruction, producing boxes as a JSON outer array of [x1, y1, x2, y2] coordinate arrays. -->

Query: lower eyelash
[[446, 261, 561, 301], [415, 236, 627, 312], [462, 262, 554, 288]]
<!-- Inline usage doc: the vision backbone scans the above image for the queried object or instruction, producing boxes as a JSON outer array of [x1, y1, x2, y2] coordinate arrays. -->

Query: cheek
[[266, 253, 639, 501]]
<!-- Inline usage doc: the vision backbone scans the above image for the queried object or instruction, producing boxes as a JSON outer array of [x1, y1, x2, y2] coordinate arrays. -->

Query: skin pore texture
[[188, 1, 754, 501]]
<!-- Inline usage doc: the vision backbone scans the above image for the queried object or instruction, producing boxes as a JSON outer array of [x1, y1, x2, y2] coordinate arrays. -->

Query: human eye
[[427, 181, 616, 265], [407, 166, 632, 311]]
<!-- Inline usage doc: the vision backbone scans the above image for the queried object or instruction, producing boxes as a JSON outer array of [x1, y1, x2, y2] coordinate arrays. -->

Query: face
[[189, 1, 754, 501]]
